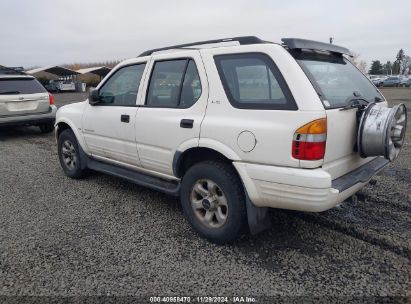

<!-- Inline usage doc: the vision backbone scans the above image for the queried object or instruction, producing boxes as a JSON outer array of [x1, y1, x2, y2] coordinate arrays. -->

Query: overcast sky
[[1, 0, 410, 68]]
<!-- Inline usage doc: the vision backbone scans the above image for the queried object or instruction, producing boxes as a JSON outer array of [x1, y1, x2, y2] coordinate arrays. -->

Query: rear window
[[0, 78, 47, 95], [214, 53, 297, 110], [294, 51, 384, 109]]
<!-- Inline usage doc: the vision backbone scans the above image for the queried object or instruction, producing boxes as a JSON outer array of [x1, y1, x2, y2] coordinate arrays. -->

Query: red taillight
[[48, 93, 55, 105], [292, 118, 327, 160]]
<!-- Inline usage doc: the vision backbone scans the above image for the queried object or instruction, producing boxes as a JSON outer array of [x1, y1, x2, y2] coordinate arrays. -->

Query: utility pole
[[329, 37, 333, 44]]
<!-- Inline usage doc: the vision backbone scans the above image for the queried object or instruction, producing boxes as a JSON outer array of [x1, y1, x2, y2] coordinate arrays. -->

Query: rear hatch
[[0, 77, 50, 117], [293, 51, 386, 179]]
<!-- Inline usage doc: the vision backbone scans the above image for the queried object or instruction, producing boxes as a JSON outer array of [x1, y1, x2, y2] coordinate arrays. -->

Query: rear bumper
[[0, 105, 57, 127], [234, 157, 389, 212]]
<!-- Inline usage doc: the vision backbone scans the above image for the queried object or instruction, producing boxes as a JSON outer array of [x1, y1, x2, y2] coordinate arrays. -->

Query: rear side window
[[146, 59, 202, 108], [214, 53, 297, 110], [0, 78, 46, 94]]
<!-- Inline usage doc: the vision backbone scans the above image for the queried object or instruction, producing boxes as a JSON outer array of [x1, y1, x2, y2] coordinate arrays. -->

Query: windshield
[[294, 51, 384, 108]]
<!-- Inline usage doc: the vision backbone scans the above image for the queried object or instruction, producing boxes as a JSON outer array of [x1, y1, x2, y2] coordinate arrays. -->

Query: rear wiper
[[0, 91, 20, 95], [340, 91, 371, 111]]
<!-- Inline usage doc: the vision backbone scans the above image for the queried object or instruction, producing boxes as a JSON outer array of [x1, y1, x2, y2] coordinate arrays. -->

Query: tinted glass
[[295, 52, 384, 108], [180, 60, 202, 108], [146, 60, 187, 107], [0, 78, 46, 94], [214, 53, 295, 109], [99, 64, 146, 106]]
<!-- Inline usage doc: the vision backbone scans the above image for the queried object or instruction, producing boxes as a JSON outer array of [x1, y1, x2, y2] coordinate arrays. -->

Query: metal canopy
[[76, 66, 111, 77], [0, 66, 25, 75], [281, 38, 353, 56], [26, 66, 80, 76]]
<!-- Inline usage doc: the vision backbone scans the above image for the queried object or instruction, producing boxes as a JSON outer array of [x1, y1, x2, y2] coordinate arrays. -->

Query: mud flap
[[246, 195, 272, 235], [77, 143, 90, 170]]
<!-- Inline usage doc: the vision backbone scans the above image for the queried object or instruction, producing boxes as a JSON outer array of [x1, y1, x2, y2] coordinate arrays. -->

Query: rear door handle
[[121, 114, 130, 123], [180, 119, 194, 129]]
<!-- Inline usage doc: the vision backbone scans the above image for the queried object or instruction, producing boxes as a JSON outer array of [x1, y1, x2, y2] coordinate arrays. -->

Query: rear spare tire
[[357, 103, 407, 161]]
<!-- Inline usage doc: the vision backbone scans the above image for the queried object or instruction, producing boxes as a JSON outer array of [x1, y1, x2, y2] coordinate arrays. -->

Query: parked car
[[400, 77, 411, 87], [382, 76, 401, 87], [45, 79, 76, 92], [0, 74, 56, 132], [371, 77, 385, 87], [55, 37, 407, 243]]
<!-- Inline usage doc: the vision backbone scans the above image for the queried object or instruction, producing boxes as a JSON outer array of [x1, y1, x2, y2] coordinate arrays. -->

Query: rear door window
[[146, 59, 202, 108], [0, 78, 47, 94], [214, 53, 297, 110]]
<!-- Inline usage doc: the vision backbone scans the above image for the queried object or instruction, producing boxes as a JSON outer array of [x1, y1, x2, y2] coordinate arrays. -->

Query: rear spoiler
[[281, 38, 353, 57]]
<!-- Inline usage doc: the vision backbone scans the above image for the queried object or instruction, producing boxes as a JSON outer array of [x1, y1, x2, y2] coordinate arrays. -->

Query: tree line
[[369, 49, 410, 75]]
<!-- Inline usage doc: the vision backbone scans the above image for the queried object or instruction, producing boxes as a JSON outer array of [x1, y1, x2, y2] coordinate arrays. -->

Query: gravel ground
[[0, 90, 410, 301]]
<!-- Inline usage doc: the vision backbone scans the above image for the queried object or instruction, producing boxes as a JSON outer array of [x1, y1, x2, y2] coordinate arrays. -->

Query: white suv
[[55, 37, 407, 243]]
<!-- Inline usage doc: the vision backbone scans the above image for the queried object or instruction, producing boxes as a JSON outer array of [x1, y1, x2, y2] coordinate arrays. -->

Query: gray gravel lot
[[0, 90, 410, 300]]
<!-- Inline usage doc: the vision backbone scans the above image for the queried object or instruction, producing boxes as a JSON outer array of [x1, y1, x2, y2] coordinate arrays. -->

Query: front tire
[[58, 129, 87, 179], [180, 160, 247, 244]]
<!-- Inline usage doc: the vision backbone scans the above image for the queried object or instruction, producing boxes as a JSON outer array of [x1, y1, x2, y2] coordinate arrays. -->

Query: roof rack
[[281, 38, 353, 57], [138, 36, 265, 57]]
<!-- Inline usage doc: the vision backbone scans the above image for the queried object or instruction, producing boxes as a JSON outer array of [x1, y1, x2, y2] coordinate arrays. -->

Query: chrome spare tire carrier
[[357, 103, 407, 161]]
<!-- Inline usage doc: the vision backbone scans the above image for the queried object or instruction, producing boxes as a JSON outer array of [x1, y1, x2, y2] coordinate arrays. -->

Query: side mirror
[[89, 89, 100, 105]]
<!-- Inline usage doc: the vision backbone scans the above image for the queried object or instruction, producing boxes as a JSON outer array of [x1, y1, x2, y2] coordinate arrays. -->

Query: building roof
[[26, 66, 80, 76], [76, 66, 111, 77]]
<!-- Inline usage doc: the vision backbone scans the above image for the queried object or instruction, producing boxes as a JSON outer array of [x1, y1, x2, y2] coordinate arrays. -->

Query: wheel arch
[[55, 118, 88, 153], [173, 142, 241, 178]]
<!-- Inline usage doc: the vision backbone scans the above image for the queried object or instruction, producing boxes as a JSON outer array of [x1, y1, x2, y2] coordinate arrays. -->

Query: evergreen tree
[[369, 60, 383, 74]]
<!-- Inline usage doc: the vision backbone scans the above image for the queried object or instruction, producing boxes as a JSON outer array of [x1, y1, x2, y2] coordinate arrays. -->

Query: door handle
[[121, 114, 130, 123], [180, 119, 194, 129]]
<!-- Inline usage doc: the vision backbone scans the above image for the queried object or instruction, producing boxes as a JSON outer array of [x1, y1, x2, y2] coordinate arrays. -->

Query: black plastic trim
[[0, 117, 54, 127], [172, 151, 183, 177], [332, 157, 389, 192], [282, 38, 352, 56], [180, 119, 194, 128], [86, 158, 181, 196]]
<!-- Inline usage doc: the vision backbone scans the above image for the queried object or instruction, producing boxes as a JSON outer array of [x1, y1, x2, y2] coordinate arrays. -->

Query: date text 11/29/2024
[[149, 296, 257, 303]]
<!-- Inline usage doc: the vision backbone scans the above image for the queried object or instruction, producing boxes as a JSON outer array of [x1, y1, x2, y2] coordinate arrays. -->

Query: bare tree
[[348, 52, 368, 74], [400, 55, 410, 74]]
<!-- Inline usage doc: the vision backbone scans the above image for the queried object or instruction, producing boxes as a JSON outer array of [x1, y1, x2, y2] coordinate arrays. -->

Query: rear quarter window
[[214, 53, 297, 110], [0, 78, 47, 94]]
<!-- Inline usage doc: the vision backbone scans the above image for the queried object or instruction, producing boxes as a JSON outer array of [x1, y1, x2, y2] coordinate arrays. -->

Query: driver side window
[[99, 63, 146, 106]]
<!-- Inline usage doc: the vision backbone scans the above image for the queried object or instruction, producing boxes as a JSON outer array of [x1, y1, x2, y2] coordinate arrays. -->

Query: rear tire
[[58, 129, 87, 179], [180, 160, 247, 244], [39, 123, 54, 133]]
